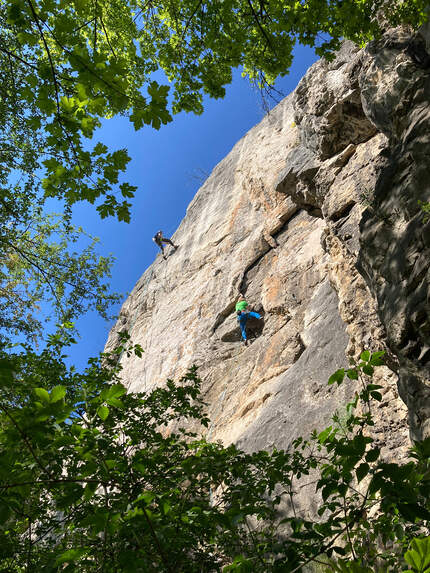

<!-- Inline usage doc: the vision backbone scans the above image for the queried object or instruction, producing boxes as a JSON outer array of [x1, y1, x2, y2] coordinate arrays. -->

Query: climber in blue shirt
[[237, 310, 261, 346]]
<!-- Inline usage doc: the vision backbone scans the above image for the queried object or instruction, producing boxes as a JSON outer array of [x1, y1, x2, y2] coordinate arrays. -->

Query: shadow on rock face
[[220, 314, 265, 343]]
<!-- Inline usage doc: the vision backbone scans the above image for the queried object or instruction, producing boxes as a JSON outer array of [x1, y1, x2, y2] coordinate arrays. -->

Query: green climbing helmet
[[235, 300, 248, 311]]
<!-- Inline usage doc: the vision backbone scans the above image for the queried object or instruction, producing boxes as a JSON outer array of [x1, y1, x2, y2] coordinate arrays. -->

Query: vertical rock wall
[[106, 28, 430, 460], [357, 29, 430, 440]]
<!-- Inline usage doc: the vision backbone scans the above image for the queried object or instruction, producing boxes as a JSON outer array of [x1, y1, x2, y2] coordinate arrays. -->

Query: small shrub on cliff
[[419, 200, 430, 223], [0, 341, 429, 572]]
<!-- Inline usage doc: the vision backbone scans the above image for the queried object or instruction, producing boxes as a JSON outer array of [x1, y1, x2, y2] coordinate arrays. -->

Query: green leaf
[[107, 384, 126, 399], [322, 484, 335, 501], [119, 182, 136, 198], [318, 426, 332, 444], [134, 344, 144, 358], [34, 387, 50, 403], [370, 350, 385, 366], [404, 537, 430, 572], [356, 462, 370, 483], [347, 368, 358, 380], [97, 405, 109, 420], [137, 491, 155, 506], [365, 448, 380, 462], [106, 397, 124, 408], [328, 368, 345, 386], [362, 364, 374, 376], [50, 385, 66, 402], [366, 384, 383, 391], [56, 548, 88, 565], [83, 482, 98, 501], [360, 350, 371, 362], [370, 391, 382, 401]]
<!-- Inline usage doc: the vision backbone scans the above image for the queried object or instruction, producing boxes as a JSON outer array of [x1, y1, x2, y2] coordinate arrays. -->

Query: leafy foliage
[[0, 346, 429, 571], [0, 209, 120, 341], [0, 1, 429, 569], [405, 537, 430, 573], [418, 200, 430, 223], [0, 0, 427, 222]]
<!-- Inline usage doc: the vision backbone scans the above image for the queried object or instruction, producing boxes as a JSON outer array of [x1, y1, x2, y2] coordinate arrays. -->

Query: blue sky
[[68, 44, 319, 370]]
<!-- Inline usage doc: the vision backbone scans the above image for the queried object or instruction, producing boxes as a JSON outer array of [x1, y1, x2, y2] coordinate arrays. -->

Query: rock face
[[357, 29, 430, 440], [106, 28, 430, 464]]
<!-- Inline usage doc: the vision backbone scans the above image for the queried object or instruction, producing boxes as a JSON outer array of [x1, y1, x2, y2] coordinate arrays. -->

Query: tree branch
[[0, 477, 108, 490], [246, 0, 276, 56], [0, 45, 39, 70], [0, 403, 52, 477], [26, 0, 61, 115], [100, 17, 117, 59], [142, 505, 174, 573]]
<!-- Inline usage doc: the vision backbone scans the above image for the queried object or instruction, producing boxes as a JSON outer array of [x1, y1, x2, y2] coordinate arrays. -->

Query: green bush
[[0, 343, 428, 572]]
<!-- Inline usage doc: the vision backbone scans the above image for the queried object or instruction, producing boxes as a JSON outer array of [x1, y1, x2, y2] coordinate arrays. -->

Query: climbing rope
[[116, 255, 171, 383], [115, 268, 155, 366], [206, 373, 231, 441], [116, 306, 141, 367]]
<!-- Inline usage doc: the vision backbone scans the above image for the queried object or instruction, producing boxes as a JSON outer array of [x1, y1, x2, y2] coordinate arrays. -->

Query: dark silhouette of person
[[152, 230, 178, 260]]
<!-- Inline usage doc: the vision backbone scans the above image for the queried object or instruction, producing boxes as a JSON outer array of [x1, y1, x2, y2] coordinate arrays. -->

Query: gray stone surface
[[357, 27, 430, 439], [236, 280, 350, 453]]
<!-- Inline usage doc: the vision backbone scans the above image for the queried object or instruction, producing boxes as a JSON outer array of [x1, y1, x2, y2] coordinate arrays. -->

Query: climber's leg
[[238, 314, 248, 342], [162, 237, 178, 249], [159, 243, 166, 260], [247, 311, 261, 320]]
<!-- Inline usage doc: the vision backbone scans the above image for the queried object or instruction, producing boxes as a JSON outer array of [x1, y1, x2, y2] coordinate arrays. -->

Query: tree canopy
[[1, 0, 427, 221]]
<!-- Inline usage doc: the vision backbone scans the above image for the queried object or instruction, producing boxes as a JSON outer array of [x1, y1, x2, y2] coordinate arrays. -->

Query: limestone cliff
[[106, 27, 430, 460]]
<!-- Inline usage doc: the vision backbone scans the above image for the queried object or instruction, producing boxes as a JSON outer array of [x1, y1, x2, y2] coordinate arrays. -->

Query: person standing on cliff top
[[152, 230, 178, 260]]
